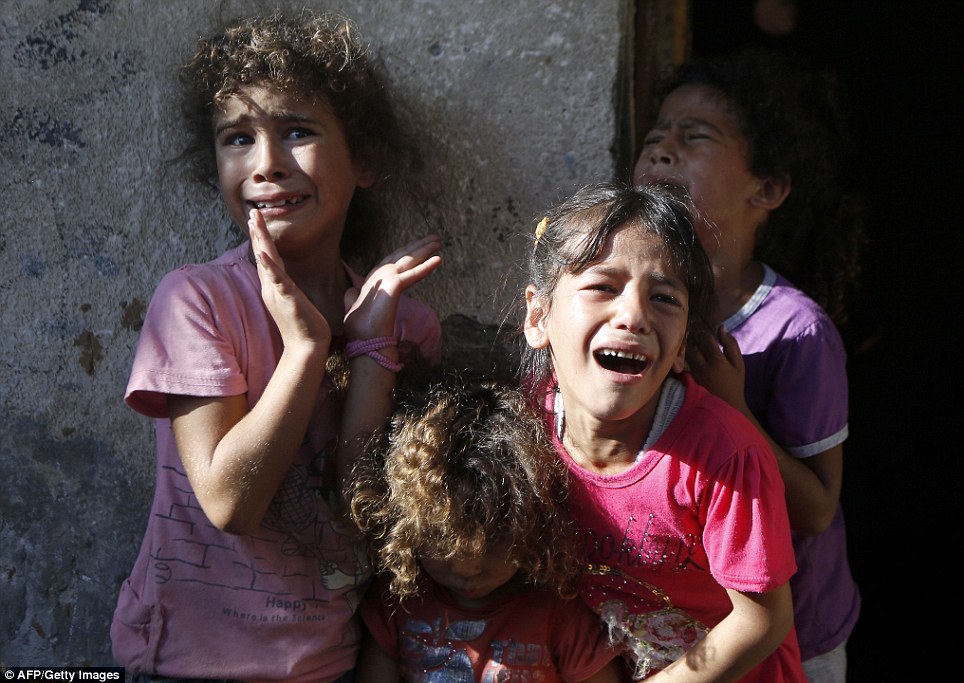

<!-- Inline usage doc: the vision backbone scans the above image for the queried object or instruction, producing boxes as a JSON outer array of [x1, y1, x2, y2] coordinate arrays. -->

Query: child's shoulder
[[154, 242, 254, 295], [659, 377, 783, 486], [670, 374, 770, 454], [768, 268, 834, 325], [171, 241, 250, 276], [730, 265, 841, 345]]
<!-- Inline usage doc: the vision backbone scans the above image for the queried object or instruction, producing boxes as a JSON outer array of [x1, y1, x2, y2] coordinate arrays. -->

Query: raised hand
[[336, 235, 442, 503], [686, 324, 749, 414], [248, 208, 332, 355], [343, 234, 442, 342]]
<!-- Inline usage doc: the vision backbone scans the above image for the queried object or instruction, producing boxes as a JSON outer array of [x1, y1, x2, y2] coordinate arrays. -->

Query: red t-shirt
[[361, 576, 618, 682]]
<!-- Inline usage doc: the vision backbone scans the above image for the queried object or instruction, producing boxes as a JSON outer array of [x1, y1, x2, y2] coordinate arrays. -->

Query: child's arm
[[169, 210, 439, 533], [354, 630, 402, 683], [687, 326, 842, 534], [166, 210, 332, 534], [649, 583, 794, 683], [337, 235, 442, 498], [577, 660, 626, 683]]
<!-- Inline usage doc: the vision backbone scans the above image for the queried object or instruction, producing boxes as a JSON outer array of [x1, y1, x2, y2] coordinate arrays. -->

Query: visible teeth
[[254, 198, 301, 208], [599, 349, 645, 361]]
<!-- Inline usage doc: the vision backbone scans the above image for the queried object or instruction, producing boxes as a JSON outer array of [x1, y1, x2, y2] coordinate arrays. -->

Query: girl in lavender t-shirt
[[634, 49, 862, 683]]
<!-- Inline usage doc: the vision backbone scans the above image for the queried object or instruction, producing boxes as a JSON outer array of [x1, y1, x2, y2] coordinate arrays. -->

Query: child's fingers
[[246, 210, 329, 342], [343, 286, 361, 316], [374, 234, 441, 273], [361, 235, 442, 296], [396, 254, 442, 289], [717, 326, 745, 371], [343, 235, 442, 341], [248, 209, 285, 273], [688, 323, 717, 361], [254, 248, 284, 285], [249, 229, 289, 291], [254, 244, 331, 348], [248, 210, 299, 297]]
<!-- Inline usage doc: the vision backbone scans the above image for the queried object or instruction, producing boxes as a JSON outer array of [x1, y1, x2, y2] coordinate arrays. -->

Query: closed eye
[[585, 283, 618, 294], [682, 125, 720, 143], [652, 292, 684, 307]]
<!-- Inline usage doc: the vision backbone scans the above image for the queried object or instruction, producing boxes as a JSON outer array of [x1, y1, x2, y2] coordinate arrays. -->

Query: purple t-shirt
[[111, 242, 441, 683], [723, 264, 860, 660]]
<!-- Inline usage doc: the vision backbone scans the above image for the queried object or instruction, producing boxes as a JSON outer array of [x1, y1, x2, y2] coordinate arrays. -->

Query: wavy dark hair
[[653, 47, 864, 323], [348, 378, 580, 601], [520, 181, 715, 392], [177, 9, 425, 261]]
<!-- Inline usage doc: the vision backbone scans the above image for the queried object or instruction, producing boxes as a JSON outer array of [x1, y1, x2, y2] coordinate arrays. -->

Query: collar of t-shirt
[[553, 376, 685, 462]]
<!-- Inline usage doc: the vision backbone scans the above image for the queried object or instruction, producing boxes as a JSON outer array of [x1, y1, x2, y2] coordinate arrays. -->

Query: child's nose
[[633, 142, 674, 185], [612, 296, 651, 333], [647, 137, 676, 167], [450, 559, 484, 579], [251, 139, 290, 182]]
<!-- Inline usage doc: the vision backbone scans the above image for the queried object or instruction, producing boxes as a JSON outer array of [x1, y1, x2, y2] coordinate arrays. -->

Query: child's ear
[[354, 160, 377, 189], [749, 174, 791, 211], [352, 147, 378, 189], [523, 286, 550, 349], [672, 334, 687, 374]]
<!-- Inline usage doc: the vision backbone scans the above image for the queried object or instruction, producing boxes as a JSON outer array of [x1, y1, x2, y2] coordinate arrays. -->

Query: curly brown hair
[[349, 378, 580, 601], [177, 9, 425, 261]]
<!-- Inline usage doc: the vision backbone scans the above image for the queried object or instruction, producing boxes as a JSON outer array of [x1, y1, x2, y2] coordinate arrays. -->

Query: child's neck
[[560, 403, 654, 476], [712, 259, 764, 324], [283, 247, 352, 336], [445, 572, 526, 610]]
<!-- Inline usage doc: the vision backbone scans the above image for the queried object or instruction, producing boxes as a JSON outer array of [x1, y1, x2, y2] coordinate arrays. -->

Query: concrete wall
[[0, 0, 631, 665]]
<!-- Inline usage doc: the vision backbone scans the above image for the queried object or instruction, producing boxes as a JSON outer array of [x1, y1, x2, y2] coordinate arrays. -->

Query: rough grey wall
[[0, 0, 630, 665]]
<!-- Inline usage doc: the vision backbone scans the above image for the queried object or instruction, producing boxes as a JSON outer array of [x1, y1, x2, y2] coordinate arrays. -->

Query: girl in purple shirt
[[634, 49, 863, 683]]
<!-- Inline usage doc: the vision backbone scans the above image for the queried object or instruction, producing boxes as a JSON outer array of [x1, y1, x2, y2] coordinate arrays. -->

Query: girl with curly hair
[[349, 378, 622, 683], [633, 48, 862, 683], [111, 10, 441, 682]]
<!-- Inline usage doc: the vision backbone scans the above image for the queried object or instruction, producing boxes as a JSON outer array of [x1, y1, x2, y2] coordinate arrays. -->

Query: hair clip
[[534, 217, 548, 247]]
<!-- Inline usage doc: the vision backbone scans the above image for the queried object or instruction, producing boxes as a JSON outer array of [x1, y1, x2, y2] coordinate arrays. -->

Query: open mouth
[[452, 583, 490, 598], [250, 196, 307, 209], [594, 349, 649, 375]]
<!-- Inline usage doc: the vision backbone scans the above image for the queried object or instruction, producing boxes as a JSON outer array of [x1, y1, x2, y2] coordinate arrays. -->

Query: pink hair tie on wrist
[[345, 336, 403, 373]]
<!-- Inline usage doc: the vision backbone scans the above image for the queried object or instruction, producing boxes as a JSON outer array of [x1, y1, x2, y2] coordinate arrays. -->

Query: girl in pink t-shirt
[[521, 182, 805, 682], [112, 11, 441, 683], [348, 378, 622, 683]]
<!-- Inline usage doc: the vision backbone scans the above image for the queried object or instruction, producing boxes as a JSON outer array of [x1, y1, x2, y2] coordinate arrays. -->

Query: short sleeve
[[702, 443, 797, 593], [359, 579, 401, 660], [125, 268, 250, 418], [549, 596, 619, 682], [765, 317, 848, 457]]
